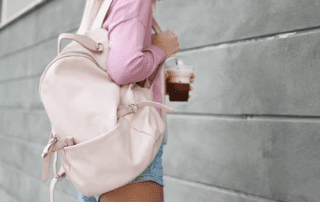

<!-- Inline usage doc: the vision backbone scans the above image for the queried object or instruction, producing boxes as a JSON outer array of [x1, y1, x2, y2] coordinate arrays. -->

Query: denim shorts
[[78, 143, 164, 202]]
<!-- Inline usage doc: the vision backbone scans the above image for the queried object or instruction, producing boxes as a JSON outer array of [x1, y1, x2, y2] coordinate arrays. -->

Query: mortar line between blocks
[[163, 175, 278, 202], [179, 25, 320, 54], [0, 158, 76, 200], [0, 72, 42, 84], [2, 106, 320, 122], [0, 185, 21, 202], [170, 113, 320, 122], [0, 132, 46, 148], [3, 23, 320, 61], [0, 27, 78, 61]]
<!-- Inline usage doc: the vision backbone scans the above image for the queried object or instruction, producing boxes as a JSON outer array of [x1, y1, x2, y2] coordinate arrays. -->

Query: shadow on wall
[[289, 195, 316, 202]]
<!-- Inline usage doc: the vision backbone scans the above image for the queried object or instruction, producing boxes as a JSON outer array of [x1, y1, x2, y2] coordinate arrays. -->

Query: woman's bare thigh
[[99, 181, 164, 202]]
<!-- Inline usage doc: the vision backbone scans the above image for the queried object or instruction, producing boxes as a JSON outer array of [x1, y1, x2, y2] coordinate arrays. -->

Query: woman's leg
[[80, 144, 164, 202], [99, 143, 164, 202], [99, 181, 163, 202]]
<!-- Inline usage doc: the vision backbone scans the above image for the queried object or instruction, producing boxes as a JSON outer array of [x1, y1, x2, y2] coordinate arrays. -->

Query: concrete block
[[0, 160, 78, 202], [0, 136, 48, 183], [167, 31, 320, 115], [0, 137, 79, 197], [0, 77, 34, 108], [155, 0, 320, 50], [0, 110, 52, 144], [0, 188, 18, 202], [0, 12, 37, 57], [4, 31, 320, 116], [32, 0, 85, 41], [0, 48, 33, 81], [4, 0, 320, 58], [163, 115, 320, 202], [163, 176, 275, 202], [2, 1, 320, 116], [0, 76, 46, 109], [0, 0, 85, 57], [0, 28, 81, 82], [1, 112, 320, 201]]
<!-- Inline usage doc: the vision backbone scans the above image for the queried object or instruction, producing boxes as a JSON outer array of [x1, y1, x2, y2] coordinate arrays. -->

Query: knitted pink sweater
[[102, 0, 166, 116]]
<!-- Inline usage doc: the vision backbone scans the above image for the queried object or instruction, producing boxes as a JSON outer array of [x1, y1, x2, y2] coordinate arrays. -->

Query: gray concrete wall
[[1, 0, 320, 201]]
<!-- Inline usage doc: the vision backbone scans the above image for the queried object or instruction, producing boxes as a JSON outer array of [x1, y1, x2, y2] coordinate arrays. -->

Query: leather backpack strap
[[144, 16, 164, 89], [50, 152, 66, 202], [58, 33, 103, 54], [150, 17, 169, 145], [77, 0, 114, 34], [136, 16, 163, 89], [77, 0, 102, 35], [91, 0, 114, 30]]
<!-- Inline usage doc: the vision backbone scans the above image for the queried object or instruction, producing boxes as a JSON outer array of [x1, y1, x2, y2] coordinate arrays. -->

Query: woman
[[78, 0, 195, 201]]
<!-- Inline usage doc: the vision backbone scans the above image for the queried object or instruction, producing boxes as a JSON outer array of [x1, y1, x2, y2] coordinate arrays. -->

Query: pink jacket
[[102, 0, 166, 116]]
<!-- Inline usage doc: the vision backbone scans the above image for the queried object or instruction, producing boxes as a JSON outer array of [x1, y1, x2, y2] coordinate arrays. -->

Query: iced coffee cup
[[165, 56, 193, 101]]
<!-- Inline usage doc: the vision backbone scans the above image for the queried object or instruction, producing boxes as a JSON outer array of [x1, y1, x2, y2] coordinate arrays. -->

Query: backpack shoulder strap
[[77, 0, 114, 35], [49, 152, 65, 202], [145, 16, 164, 89], [91, 0, 114, 30]]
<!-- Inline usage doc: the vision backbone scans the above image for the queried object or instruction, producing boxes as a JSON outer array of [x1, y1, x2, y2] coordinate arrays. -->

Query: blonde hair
[[78, 0, 157, 34], [77, 0, 104, 34]]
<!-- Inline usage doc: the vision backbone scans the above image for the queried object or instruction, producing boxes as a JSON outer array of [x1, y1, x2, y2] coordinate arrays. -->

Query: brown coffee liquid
[[167, 82, 190, 101]]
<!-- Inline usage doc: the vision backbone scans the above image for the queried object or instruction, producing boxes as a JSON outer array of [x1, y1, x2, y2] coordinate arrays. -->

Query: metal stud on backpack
[[39, 0, 173, 201]]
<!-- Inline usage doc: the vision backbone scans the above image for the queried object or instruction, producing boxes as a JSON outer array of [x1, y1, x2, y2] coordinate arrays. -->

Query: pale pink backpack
[[39, 0, 173, 201]]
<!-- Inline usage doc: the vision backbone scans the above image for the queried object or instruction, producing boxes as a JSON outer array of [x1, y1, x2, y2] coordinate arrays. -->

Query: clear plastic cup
[[165, 55, 193, 101]]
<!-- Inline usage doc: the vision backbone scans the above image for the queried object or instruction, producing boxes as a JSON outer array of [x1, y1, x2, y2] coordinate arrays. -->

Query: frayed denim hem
[[78, 143, 164, 202]]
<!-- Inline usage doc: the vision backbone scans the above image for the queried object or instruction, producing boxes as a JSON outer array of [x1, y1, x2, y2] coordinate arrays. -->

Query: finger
[[174, 46, 180, 52]]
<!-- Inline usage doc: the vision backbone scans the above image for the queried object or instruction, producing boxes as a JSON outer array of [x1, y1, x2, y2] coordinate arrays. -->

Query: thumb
[[165, 72, 169, 79]]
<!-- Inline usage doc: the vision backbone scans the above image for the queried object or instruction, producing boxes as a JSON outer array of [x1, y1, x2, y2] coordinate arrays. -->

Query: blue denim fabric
[[78, 143, 164, 202]]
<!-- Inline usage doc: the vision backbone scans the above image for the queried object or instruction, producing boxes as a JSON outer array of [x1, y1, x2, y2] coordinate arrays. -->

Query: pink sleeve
[[106, 18, 166, 85]]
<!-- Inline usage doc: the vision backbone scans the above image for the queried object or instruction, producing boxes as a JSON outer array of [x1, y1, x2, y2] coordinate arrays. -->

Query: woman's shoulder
[[135, 0, 152, 27], [108, 0, 152, 27]]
